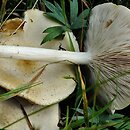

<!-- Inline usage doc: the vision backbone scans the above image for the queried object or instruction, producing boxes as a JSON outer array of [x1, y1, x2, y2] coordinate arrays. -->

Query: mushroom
[[0, 3, 130, 113], [0, 9, 80, 130], [0, 9, 78, 105], [0, 90, 59, 130]]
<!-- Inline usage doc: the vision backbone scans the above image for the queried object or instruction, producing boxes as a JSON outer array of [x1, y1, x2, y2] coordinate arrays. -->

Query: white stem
[[0, 45, 91, 64]]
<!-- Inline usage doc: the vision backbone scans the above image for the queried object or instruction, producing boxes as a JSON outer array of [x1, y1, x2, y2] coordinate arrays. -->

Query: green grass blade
[[0, 82, 42, 101], [89, 98, 115, 120]]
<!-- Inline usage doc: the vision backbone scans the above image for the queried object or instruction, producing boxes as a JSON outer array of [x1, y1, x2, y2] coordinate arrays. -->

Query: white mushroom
[[0, 90, 59, 130], [0, 9, 78, 105], [0, 3, 130, 113], [86, 3, 130, 113], [0, 9, 79, 130]]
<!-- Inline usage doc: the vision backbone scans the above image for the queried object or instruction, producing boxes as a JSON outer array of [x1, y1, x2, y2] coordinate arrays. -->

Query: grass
[[0, 0, 130, 130]]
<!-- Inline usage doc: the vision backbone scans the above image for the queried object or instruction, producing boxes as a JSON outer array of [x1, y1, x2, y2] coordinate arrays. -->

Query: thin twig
[[0, 0, 23, 28], [32, 0, 39, 9], [16, 99, 35, 130]]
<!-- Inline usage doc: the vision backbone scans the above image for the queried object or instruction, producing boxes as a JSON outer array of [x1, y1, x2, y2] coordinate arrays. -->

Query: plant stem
[[0, 0, 7, 24], [78, 66, 89, 126], [0, 45, 91, 64]]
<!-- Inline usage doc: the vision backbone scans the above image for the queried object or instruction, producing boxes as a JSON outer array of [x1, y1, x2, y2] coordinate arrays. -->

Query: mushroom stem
[[0, 45, 91, 64]]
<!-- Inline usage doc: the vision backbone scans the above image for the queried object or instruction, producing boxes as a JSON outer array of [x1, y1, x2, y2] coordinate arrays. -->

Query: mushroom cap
[[0, 90, 59, 130], [0, 9, 78, 105], [86, 3, 130, 112]]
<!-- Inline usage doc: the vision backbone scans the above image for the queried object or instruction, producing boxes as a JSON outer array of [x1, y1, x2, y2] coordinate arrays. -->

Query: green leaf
[[44, 0, 66, 25], [46, 12, 65, 24], [70, 0, 78, 24], [41, 26, 67, 44], [71, 9, 90, 29], [54, 1, 62, 12], [60, 0, 69, 26], [44, 0, 57, 13], [117, 117, 130, 129], [108, 113, 124, 120]]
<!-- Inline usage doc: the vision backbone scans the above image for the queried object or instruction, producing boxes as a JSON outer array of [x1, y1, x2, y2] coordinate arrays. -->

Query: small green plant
[[41, 0, 90, 44]]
